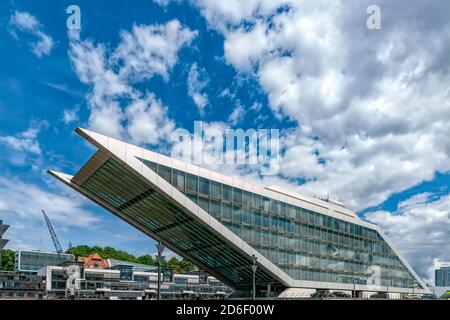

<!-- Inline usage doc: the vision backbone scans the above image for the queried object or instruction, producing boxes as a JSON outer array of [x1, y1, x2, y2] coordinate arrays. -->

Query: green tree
[[65, 245, 197, 272], [1, 249, 15, 271], [179, 258, 196, 273], [136, 254, 157, 266], [66, 245, 90, 258]]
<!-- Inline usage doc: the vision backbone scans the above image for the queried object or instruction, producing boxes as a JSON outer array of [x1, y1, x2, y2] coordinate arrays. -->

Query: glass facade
[[15, 251, 75, 273], [141, 159, 418, 289], [78, 158, 282, 290], [435, 267, 450, 287]]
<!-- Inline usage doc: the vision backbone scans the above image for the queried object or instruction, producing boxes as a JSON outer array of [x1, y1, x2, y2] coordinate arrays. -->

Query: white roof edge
[[265, 185, 357, 219], [72, 128, 377, 229]]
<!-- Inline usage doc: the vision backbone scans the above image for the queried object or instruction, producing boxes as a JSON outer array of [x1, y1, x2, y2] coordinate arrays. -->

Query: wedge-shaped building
[[49, 128, 428, 298]]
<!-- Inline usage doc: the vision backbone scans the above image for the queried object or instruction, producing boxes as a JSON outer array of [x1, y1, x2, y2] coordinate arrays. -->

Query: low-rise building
[[0, 271, 45, 299], [38, 259, 232, 299], [14, 250, 75, 274]]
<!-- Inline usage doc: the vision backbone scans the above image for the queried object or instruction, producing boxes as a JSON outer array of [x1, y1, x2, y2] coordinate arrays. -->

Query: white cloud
[[62, 107, 79, 125], [126, 94, 175, 145], [9, 11, 54, 58], [113, 20, 197, 82], [187, 63, 209, 112], [190, 0, 450, 212], [0, 176, 99, 228], [365, 192, 450, 282], [69, 20, 196, 145], [0, 121, 47, 155], [228, 105, 245, 125], [0, 176, 101, 252]]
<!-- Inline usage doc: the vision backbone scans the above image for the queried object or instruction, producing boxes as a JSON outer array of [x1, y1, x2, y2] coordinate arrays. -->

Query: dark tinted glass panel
[[233, 188, 242, 204], [211, 181, 221, 198], [186, 174, 198, 192], [199, 177, 210, 195], [158, 164, 172, 183], [232, 205, 242, 223], [222, 185, 232, 202], [172, 169, 185, 189]]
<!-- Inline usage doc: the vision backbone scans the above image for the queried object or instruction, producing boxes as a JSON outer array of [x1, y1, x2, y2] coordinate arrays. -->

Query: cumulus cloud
[[0, 176, 99, 228], [9, 11, 54, 58], [62, 107, 79, 125], [228, 105, 245, 125], [365, 192, 450, 282], [113, 20, 197, 82], [126, 94, 175, 145], [187, 63, 209, 112], [69, 20, 195, 145], [0, 120, 48, 155], [0, 176, 100, 251], [191, 0, 450, 212]]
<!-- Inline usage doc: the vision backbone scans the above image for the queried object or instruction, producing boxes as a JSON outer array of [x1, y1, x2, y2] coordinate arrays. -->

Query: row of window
[[146, 160, 380, 241], [285, 268, 414, 288], [143, 160, 415, 286]]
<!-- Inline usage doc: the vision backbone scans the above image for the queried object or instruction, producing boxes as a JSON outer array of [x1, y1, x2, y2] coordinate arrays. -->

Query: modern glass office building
[[49, 128, 428, 297], [0, 220, 9, 270], [435, 266, 450, 287], [14, 250, 75, 274]]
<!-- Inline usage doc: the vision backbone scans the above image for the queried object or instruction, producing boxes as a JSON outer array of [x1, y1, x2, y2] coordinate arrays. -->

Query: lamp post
[[251, 255, 257, 300], [155, 242, 165, 300], [411, 280, 417, 298], [337, 275, 361, 299]]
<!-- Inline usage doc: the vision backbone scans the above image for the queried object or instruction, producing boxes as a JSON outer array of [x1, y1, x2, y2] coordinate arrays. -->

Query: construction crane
[[42, 209, 65, 265], [42, 210, 81, 299]]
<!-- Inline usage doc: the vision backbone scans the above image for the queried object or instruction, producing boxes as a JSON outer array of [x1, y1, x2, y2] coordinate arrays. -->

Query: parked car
[[421, 293, 437, 300], [370, 292, 389, 299], [404, 294, 421, 299], [331, 291, 352, 298], [310, 290, 332, 299]]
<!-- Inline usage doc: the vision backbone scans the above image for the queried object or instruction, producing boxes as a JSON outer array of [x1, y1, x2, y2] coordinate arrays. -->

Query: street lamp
[[411, 279, 418, 298], [155, 242, 165, 300], [251, 255, 257, 300], [337, 275, 362, 299]]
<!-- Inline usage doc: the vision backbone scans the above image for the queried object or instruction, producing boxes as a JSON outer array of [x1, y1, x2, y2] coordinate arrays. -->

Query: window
[[199, 177, 210, 195], [198, 196, 209, 212], [222, 203, 232, 220], [186, 174, 198, 192], [232, 205, 242, 223], [210, 199, 221, 217], [211, 181, 221, 199], [252, 194, 262, 210], [186, 192, 198, 204], [262, 197, 270, 212], [172, 169, 185, 189], [242, 207, 252, 225], [222, 185, 232, 202], [242, 191, 252, 207], [158, 164, 172, 183], [262, 214, 269, 229], [233, 188, 242, 204], [252, 210, 261, 226], [270, 200, 281, 215]]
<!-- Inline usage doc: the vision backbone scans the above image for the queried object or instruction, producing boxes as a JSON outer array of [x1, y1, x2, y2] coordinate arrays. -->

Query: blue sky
[[0, 0, 449, 283]]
